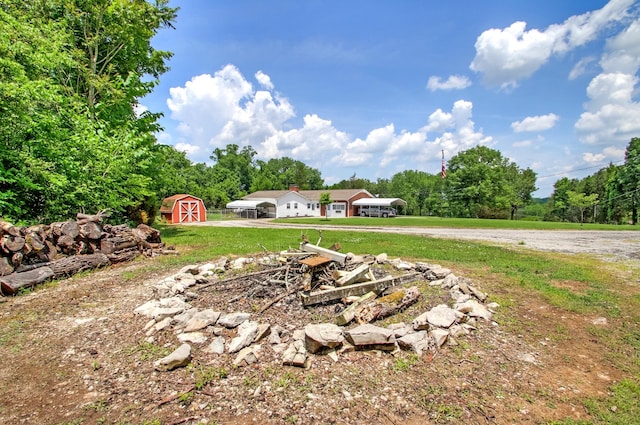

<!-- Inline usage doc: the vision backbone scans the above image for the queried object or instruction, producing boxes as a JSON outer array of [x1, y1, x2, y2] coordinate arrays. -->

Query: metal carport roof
[[352, 198, 407, 207], [226, 200, 274, 209]]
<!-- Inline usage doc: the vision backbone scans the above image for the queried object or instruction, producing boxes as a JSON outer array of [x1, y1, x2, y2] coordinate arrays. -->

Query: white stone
[[228, 321, 259, 353], [217, 312, 251, 328], [154, 343, 191, 371]]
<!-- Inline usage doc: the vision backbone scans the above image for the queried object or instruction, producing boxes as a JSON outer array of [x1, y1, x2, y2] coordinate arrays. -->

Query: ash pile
[[135, 232, 498, 371]]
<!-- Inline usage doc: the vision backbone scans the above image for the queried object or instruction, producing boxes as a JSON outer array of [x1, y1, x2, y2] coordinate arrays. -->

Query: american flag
[[441, 157, 446, 179]]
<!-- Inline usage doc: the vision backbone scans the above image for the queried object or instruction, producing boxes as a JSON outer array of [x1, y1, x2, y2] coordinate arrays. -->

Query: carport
[[226, 200, 275, 219], [352, 198, 407, 217]]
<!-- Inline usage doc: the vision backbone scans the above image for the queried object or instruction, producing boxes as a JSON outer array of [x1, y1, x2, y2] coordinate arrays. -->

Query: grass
[[272, 215, 640, 231], [155, 223, 640, 424]]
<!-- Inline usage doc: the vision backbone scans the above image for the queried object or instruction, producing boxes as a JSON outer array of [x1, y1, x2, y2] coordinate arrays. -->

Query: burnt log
[[50, 253, 110, 278], [0, 267, 54, 295]]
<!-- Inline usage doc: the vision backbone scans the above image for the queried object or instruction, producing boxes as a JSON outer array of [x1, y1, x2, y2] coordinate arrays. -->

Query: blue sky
[[142, 0, 640, 197]]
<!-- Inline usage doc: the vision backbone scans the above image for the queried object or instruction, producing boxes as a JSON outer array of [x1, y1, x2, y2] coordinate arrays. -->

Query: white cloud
[[175, 142, 201, 155], [575, 72, 640, 144], [513, 140, 533, 148], [427, 75, 472, 91], [164, 65, 492, 180], [255, 70, 274, 90], [470, 0, 633, 88], [601, 18, 640, 74], [582, 152, 606, 162], [511, 113, 559, 132], [569, 56, 597, 80]]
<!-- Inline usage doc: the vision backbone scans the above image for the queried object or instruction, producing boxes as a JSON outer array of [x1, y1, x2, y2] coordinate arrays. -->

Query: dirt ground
[[0, 223, 637, 425]]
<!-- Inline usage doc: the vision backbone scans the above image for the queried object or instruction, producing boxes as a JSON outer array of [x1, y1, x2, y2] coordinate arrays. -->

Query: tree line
[[1, 2, 638, 225]]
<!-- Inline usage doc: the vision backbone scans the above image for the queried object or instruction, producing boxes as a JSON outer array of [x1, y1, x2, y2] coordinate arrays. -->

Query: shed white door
[[179, 200, 200, 222]]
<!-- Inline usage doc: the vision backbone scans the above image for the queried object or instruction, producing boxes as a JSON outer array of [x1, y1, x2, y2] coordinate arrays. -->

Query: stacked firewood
[[0, 211, 168, 295]]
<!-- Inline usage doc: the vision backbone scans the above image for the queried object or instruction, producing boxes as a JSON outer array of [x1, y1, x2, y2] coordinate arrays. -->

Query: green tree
[[619, 137, 640, 224], [252, 157, 323, 191], [567, 191, 599, 223], [445, 146, 514, 218], [505, 165, 537, 220], [547, 177, 578, 222], [319, 192, 332, 221]]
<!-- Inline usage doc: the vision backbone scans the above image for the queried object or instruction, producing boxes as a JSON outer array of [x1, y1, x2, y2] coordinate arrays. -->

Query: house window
[[286, 203, 290, 209], [332, 204, 345, 211], [316, 203, 320, 209], [294, 202, 298, 209], [307, 203, 311, 209]]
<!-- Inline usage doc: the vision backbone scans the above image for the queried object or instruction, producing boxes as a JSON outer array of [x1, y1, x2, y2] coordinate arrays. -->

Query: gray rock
[[440, 273, 458, 289], [154, 343, 191, 371], [456, 299, 492, 321], [254, 323, 271, 342], [304, 323, 344, 354], [184, 309, 221, 332], [233, 346, 258, 367], [292, 329, 306, 341], [178, 265, 200, 275], [282, 340, 309, 368], [424, 304, 462, 328], [430, 328, 449, 348], [345, 323, 396, 350], [228, 321, 259, 353], [375, 253, 388, 263], [177, 331, 208, 344], [397, 330, 430, 355], [217, 312, 250, 328], [268, 328, 282, 345], [134, 297, 190, 320], [205, 336, 225, 354], [172, 308, 198, 327]]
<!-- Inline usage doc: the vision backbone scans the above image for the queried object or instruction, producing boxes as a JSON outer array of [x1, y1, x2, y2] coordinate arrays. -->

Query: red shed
[[160, 194, 207, 223]]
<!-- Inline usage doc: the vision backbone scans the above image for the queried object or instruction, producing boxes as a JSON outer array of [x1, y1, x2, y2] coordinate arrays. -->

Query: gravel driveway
[[196, 219, 640, 261]]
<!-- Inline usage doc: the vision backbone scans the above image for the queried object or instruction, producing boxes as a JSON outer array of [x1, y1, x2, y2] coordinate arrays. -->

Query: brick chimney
[[289, 184, 299, 192]]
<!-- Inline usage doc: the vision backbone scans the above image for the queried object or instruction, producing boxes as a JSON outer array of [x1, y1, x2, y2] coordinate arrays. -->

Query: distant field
[[272, 215, 639, 231]]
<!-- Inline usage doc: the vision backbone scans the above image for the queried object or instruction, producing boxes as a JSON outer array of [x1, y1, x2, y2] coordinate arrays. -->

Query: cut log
[[300, 272, 422, 306], [107, 248, 140, 263], [51, 221, 80, 239], [0, 221, 20, 237], [11, 252, 23, 269], [133, 224, 161, 243], [50, 253, 110, 278], [0, 267, 54, 295], [355, 286, 421, 323], [1, 235, 25, 253], [56, 234, 76, 248], [100, 236, 138, 255], [24, 231, 46, 252], [80, 221, 103, 240], [0, 257, 14, 276]]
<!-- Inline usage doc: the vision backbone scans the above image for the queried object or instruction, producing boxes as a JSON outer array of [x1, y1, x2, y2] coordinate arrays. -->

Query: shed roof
[[352, 198, 407, 207], [159, 194, 204, 213]]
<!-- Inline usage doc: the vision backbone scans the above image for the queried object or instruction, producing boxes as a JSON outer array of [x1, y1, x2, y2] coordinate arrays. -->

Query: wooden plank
[[335, 264, 370, 287], [299, 256, 332, 268], [300, 272, 422, 306], [300, 243, 347, 265]]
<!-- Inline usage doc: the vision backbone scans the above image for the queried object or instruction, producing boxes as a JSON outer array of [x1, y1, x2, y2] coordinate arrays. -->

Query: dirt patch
[[0, 243, 626, 425]]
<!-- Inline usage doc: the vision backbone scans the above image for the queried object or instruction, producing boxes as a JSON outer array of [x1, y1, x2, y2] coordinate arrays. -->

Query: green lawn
[[272, 215, 640, 230]]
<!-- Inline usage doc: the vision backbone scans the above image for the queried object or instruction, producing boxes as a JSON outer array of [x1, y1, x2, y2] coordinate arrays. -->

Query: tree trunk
[[0, 221, 20, 237], [50, 253, 110, 278], [355, 286, 421, 323], [1, 235, 25, 253], [0, 267, 55, 295], [0, 257, 14, 276]]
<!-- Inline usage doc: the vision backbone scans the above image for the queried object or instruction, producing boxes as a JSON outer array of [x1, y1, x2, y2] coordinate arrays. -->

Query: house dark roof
[[244, 189, 372, 201]]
